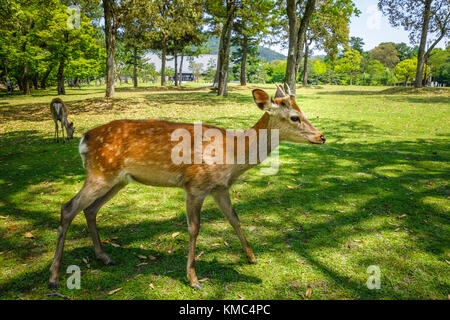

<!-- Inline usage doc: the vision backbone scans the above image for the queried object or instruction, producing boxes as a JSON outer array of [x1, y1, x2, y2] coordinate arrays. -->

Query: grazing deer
[[49, 85, 325, 289], [50, 98, 74, 143]]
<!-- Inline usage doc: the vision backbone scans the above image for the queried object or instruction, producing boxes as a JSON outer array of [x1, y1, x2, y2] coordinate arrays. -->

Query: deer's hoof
[[107, 259, 116, 266], [49, 281, 58, 289]]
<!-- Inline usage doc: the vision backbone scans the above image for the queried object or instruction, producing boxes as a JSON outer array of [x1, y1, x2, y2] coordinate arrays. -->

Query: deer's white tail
[[78, 134, 89, 168]]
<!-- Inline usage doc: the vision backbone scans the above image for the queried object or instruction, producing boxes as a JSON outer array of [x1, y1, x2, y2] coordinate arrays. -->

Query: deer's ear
[[252, 89, 274, 111]]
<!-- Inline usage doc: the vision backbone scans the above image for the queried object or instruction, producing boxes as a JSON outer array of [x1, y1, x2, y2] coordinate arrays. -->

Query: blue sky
[[349, 0, 413, 51], [271, 0, 446, 55]]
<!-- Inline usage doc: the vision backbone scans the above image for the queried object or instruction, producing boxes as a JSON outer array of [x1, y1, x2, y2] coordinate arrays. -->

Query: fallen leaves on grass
[[305, 287, 312, 299], [199, 278, 209, 283], [249, 226, 256, 232], [172, 232, 180, 238], [149, 283, 155, 290], [108, 288, 122, 295], [7, 225, 17, 230], [136, 262, 148, 267], [24, 232, 35, 238]]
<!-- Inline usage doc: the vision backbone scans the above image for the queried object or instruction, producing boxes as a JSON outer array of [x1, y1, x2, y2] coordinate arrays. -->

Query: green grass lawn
[[0, 83, 449, 300]]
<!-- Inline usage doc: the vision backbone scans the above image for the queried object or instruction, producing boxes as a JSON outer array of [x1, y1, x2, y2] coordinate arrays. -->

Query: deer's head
[[252, 85, 325, 145], [67, 122, 75, 140]]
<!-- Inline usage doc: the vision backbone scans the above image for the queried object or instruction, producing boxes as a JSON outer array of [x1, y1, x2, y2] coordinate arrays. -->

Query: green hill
[[207, 37, 286, 62]]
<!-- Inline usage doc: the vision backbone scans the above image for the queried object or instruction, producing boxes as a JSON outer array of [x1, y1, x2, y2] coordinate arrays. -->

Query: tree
[[188, 58, 203, 82], [369, 43, 400, 70], [285, 0, 316, 94], [266, 59, 287, 83], [102, 0, 128, 98], [334, 49, 362, 85], [231, 0, 273, 86], [428, 47, 450, 85], [0, 0, 58, 94], [394, 42, 417, 61], [301, 0, 358, 85], [378, 0, 450, 87], [394, 58, 418, 85], [350, 36, 365, 53], [207, 0, 238, 96], [365, 59, 386, 85], [313, 59, 327, 84], [43, 4, 99, 94]]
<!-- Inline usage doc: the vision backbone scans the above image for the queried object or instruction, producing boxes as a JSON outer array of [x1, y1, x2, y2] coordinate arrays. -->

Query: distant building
[[144, 52, 217, 82]]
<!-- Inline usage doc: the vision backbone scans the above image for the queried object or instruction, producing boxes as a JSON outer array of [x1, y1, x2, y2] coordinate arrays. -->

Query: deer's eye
[[290, 116, 300, 122]]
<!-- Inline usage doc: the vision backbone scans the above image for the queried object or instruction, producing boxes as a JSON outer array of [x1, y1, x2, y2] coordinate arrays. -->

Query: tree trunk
[[57, 58, 65, 95], [285, 0, 298, 94], [22, 63, 30, 95], [217, 0, 236, 96], [174, 51, 178, 86], [302, 41, 309, 86], [285, 0, 316, 95], [132, 46, 138, 88], [240, 34, 248, 86], [179, 52, 184, 84], [415, 0, 432, 88], [161, 38, 166, 86], [40, 66, 52, 89], [103, 0, 115, 97]]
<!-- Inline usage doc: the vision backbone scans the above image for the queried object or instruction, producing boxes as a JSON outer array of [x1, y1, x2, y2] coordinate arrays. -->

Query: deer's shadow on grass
[[0, 118, 449, 298]]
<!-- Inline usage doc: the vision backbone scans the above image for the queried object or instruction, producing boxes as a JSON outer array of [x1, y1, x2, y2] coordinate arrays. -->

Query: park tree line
[[0, 0, 448, 97]]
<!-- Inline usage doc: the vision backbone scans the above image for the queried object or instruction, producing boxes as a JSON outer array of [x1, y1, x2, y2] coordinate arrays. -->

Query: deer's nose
[[320, 135, 326, 143]]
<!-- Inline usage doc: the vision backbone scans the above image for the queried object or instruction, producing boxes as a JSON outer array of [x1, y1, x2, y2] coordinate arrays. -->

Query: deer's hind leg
[[212, 188, 257, 264], [83, 182, 127, 265], [49, 177, 113, 288], [185, 190, 206, 289]]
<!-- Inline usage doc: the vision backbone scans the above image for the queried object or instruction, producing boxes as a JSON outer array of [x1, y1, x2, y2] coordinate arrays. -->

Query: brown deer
[[49, 85, 325, 289], [50, 98, 74, 143]]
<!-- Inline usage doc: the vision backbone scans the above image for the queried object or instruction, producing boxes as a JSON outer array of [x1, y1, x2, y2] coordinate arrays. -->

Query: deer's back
[[80, 119, 235, 190], [50, 98, 67, 121]]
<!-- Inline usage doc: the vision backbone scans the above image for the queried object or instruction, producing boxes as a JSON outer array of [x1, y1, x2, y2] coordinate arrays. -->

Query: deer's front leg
[[54, 121, 59, 143], [212, 188, 257, 264], [185, 191, 205, 289], [61, 120, 66, 144]]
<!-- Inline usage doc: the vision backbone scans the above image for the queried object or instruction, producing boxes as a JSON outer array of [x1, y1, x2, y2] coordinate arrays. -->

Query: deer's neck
[[230, 112, 279, 175]]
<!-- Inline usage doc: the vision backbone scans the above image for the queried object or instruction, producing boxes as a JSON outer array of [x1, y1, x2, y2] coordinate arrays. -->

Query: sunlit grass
[[0, 83, 449, 300]]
